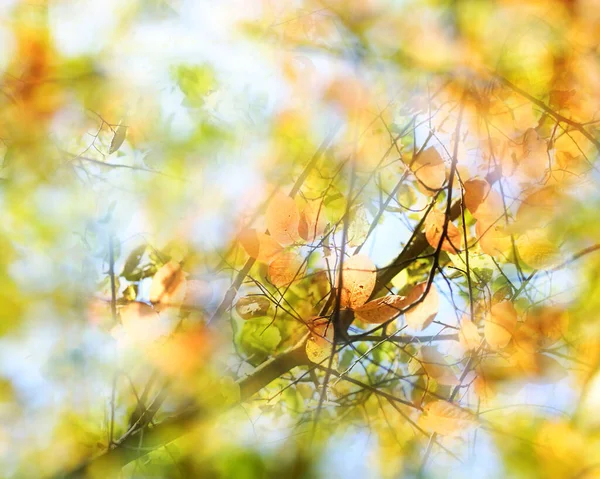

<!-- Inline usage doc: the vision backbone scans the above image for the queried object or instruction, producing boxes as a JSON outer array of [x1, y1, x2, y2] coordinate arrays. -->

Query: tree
[[2, 0, 600, 478]]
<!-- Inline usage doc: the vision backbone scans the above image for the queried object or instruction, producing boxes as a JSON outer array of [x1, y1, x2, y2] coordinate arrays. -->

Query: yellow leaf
[[405, 282, 439, 330], [420, 346, 459, 386], [355, 295, 408, 324], [484, 300, 518, 350], [239, 228, 283, 264], [268, 251, 303, 287], [306, 318, 334, 364], [339, 254, 377, 309], [266, 191, 300, 246], [463, 177, 491, 216], [476, 220, 512, 258], [411, 147, 446, 196], [424, 210, 462, 253], [419, 400, 478, 436], [516, 229, 560, 270], [459, 317, 480, 351]]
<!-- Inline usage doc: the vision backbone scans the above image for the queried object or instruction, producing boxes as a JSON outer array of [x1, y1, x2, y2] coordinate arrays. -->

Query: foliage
[[2, 0, 600, 478]]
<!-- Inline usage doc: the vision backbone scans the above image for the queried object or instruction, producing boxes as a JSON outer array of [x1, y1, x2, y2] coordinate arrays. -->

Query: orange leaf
[[235, 295, 271, 320], [268, 251, 303, 287], [459, 317, 480, 351], [484, 300, 518, 350], [476, 220, 512, 258], [306, 318, 334, 364], [339, 254, 377, 309], [266, 191, 300, 246], [524, 306, 569, 348], [404, 282, 439, 330], [463, 177, 491, 216], [472, 189, 504, 223], [149, 261, 187, 311], [424, 210, 462, 253], [355, 295, 408, 324], [419, 400, 478, 436], [411, 147, 446, 196], [298, 201, 326, 242], [516, 185, 562, 230], [420, 346, 459, 386], [239, 228, 283, 264]]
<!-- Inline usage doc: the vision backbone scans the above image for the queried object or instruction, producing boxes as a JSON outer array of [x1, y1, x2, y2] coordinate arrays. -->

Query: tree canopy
[[2, 0, 600, 478]]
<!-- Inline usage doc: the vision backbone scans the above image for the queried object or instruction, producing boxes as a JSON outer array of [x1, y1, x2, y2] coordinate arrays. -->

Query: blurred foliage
[[2, 0, 600, 478]]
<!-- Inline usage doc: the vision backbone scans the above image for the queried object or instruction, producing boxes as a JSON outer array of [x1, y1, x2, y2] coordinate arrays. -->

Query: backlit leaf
[[339, 254, 377, 309], [266, 191, 300, 246], [484, 300, 518, 350], [419, 400, 478, 436], [355, 295, 407, 324], [404, 282, 439, 330]]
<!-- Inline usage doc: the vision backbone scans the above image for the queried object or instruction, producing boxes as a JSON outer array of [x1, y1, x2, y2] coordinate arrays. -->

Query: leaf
[[411, 147, 446, 196], [339, 254, 377, 309], [424, 210, 462, 253], [463, 177, 491, 216], [476, 220, 512, 258], [459, 317, 480, 351], [109, 124, 127, 154], [121, 244, 147, 281], [420, 346, 459, 386], [347, 205, 369, 247], [235, 295, 271, 320], [239, 228, 283, 264], [298, 201, 326, 242], [472, 189, 504, 223], [266, 191, 300, 246], [355, 295, 408, 324], [484, 300, 518, 350], [268, 251, 303, 287], [237, 318, 281, 364], [525, 306, 569, 347], [516, 185, 562, 230], [306, 318, 334, 364], [149, 261, 187, 311], [419, 400, 478, 436], [516, 229, 560, 270], [404, 282, 439, 330]]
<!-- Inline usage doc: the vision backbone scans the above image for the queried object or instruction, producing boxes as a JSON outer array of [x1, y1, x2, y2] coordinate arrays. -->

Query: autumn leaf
[[463, 177, 491, 216], [524, 306, 569, 347], [476, 220, 512, 258], [339, 254, 377, 309], [239, 228, 283, 264], [235, 295, 271, 320], [404, 282, 439, 330], [459, 317, 480, 351], [306, 317, 334, 364], [419, 400, 478, 436], [268, 250, 303, 287], [424, 210, 462, 253], [471, 189, 504, 224], [410, 146, 447, 196], [516, 185, 562, 230], [420, 346, 459, 386], [354, 295, 407, 324], [298, 200, 326, 242], [516, 229, 560, 270], [266, 191, 300, 246], [109, 124, 127, 154], [484, 300, 518, 350]]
